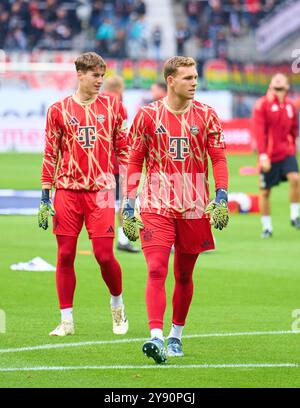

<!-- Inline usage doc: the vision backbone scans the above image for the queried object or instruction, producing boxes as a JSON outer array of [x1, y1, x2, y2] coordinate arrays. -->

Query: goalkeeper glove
[[204, 188, 229, 230], [122, 198, 144, 242], [38, 189, 55, 230]]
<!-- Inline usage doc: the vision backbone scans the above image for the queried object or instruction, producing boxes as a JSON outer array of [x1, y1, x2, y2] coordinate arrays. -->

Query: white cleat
[[111, 305, 128, 335], [49, 320, 74, 337]]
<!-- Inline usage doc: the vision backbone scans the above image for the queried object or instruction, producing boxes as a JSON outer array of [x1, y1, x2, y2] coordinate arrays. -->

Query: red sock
[[144, 246, 171, 330], [92, 237, 122, 296], [56, 235, 78, 309], [172, 251, 199, 326]]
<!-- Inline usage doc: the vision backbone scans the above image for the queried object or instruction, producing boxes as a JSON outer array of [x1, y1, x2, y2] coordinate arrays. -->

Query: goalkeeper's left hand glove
[[122, 198, 144, 242], [204, 188, 229, 230], [38, 189, 55, 230]]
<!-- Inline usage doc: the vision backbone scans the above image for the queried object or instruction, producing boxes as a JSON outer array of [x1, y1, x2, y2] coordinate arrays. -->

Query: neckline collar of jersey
[[266, 90, 287, 104], [163, 97, 193, 115], [72, 92, 98, 106]]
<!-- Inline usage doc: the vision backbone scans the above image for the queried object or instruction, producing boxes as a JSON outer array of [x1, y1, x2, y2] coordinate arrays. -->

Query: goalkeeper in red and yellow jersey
[[122, 56, 229, 363], [38, 52, 129, 337]]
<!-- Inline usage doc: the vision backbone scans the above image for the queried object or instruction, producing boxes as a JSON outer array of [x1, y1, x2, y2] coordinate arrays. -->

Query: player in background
[[122, 56, 229, 363], [253, 73, 300, 238], [150, 81, 167, 101], [102, 75, 140, 253], [38, 52, 129, 336]]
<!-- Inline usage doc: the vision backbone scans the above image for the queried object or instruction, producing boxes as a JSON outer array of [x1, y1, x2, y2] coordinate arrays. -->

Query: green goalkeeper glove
[[204, 188, 229, 230], [122, 198, 144, 241], [38, 189, 55, 230]]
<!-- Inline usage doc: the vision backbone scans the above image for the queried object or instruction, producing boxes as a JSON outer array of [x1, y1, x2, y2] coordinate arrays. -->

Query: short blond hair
[[74, 52, 106, 73], [270, 72, 289, 84], [163, 56, 196, 81], [103, 75, 124, 93]]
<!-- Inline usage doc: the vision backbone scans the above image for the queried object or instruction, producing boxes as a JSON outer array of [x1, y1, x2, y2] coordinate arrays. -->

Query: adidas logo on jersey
[[106, 226, 114, 233], [155, 124, 167, 134], [69, 117, 79, 125], [201, 239, 211, 248]]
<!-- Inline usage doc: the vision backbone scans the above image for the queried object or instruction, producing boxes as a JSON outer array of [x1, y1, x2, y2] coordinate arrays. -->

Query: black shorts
[[260, 155, 299, 189], [115, 173, 122, 202]]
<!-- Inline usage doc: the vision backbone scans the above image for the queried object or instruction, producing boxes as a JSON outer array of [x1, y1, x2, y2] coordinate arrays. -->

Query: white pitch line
[[0, 363, 298, 372], [0, 330, 298, 354], [0, 337, 146, 354]]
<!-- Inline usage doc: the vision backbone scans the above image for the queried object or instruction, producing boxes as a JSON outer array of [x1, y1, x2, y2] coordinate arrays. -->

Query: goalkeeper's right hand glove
[[122, 198, 144, 241], [204, 188, 229, 230], [38, 189, 55, 230]]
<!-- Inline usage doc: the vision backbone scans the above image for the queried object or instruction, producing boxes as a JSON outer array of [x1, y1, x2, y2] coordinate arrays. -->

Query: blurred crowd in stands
[[178, 0, 284, 61], [0, 0, 147, 58], [0, 0, 286, 60]]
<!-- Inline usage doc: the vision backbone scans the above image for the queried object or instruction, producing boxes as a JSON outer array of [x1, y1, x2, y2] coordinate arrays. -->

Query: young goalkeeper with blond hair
[[122, 56, 229, 363], [38, 52, 129, 337]]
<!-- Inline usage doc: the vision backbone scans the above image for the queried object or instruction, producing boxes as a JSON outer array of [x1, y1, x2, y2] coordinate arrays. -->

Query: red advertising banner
[[222, 118, 255, 154]]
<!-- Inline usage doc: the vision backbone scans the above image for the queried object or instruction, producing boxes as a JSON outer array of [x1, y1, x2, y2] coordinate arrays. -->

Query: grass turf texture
[[0, 153, 300, 387]]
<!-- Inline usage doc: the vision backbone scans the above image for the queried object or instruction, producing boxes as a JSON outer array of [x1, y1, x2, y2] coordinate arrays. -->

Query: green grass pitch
[[0, 153, 300, 388]]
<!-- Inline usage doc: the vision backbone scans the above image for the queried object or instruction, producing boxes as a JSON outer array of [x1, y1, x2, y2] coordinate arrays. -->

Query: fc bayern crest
[[190, 125, 199, 136], [96, 114, 106, 123]]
